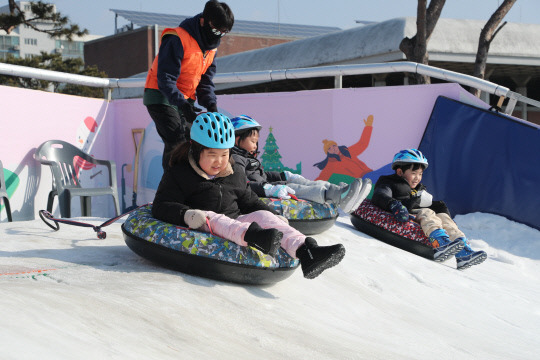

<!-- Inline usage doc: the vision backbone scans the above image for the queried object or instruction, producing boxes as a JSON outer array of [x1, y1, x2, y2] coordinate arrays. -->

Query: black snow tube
[[351, 200, 435, 260], [259, 198, 338, 235], [122, 205, 299, 285]]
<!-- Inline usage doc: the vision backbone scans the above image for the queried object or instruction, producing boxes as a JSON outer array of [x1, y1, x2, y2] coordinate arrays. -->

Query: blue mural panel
[[420, 96, 540, 230]]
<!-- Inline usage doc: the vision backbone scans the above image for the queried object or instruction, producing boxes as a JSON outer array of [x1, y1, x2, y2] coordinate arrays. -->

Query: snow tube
[[259, 198, 338, 235], [350, 200, 435, 260], [121, 205, 299, 285]]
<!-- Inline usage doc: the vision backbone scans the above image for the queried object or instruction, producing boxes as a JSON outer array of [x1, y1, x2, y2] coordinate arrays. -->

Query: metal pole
[[334, 75, 342, 89], [154, 24, 159, 57]]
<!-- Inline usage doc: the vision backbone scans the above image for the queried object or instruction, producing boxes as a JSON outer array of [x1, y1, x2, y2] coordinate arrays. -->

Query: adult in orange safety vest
[[143, 1, 234, 169]]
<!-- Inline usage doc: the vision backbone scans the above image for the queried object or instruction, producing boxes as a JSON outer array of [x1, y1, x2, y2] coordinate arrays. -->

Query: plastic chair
[[0, 160, 13, 222], [35, 140, 120, 218]]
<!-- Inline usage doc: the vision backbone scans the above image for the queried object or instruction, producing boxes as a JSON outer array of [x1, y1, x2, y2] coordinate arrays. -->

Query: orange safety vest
[[145, 27, 216, 101]]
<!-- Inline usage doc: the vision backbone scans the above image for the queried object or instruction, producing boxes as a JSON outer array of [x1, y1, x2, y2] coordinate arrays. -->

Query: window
[[55, 39, 84, 56], [24, 38, 37, 46], [0, 35, 20, 50]]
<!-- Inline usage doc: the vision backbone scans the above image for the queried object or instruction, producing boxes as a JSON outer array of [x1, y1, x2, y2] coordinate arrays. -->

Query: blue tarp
[[419, 96, 540, 231]]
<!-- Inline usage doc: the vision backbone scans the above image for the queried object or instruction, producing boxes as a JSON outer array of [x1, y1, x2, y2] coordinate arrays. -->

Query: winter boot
[[325, 178, 362, 213], [350, 178, 372, 212], [244, 222, 283, 257], [296, 237, 346, 279], [454, 237, 487, 270], [429, 229, 464, 262]]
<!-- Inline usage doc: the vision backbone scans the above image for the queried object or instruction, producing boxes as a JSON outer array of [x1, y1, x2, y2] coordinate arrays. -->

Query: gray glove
[[263, 184, 296, 199], [184, 209, 207, 229]]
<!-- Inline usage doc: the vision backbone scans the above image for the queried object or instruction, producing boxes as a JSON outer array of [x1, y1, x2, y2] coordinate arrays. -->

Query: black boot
[[244, 222, 283, 257], [296, 237, 346, 279]]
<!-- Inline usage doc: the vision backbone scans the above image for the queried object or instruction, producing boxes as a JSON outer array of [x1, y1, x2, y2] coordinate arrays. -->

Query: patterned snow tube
[[259, 198, 339, 235], [350, 200, 435, 260], [121, 205, 299, 285]]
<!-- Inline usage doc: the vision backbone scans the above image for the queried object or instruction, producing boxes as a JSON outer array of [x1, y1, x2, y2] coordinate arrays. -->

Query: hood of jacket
[[180, 13, 221, 51]]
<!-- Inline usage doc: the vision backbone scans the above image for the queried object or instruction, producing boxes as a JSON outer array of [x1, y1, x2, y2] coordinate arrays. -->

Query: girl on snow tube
[[229, 115, 371, 234], [122, 204, 298, 285], [144, 112, 345, 281]]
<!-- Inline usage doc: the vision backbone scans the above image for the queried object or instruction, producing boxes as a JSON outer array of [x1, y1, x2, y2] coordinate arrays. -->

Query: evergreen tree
[[261, 127, 281, 171], [261, 127, 301, 174]]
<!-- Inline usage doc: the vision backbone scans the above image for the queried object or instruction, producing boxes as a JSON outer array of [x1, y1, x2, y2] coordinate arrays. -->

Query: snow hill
[[1, 212, 539, 359]]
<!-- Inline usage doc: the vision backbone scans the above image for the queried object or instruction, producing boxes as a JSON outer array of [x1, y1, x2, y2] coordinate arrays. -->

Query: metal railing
[[2, 61, 539, 115]]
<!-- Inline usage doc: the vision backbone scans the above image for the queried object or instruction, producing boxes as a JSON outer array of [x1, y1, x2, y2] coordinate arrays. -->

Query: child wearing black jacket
[[229, 115, 370, 213], [152, 113, 346, 279], [372, 149, 487, 270]]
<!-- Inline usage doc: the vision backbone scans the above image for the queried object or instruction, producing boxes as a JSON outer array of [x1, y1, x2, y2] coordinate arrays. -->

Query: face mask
[[201, 21, 222, 46]]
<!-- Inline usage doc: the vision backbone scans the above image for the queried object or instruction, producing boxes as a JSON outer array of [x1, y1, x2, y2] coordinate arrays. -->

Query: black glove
[[206, 103, 218, 113], [389, 200, 409, 222], [180, 102, 197, 123]]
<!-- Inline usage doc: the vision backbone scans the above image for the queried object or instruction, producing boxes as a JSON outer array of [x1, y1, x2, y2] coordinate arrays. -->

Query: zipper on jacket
[[216, 181, 223, 211]]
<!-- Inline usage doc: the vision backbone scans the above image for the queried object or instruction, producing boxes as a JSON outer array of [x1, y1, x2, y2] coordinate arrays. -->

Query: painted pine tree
[[261, 127, 301, 174]]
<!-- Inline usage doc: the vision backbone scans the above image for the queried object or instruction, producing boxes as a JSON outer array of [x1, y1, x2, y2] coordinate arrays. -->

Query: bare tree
[[0, 0, 87, 40], [399, 0, 446, 84], [470, 0, 517, 97]]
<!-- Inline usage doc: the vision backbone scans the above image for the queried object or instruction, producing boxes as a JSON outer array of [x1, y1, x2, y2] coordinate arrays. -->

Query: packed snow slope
[[1, 212, 539, 360]]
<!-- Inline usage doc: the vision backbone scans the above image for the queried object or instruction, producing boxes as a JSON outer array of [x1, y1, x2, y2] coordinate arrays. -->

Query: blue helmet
[[230, 115, 262, 135], [191, 112, 235, 149], [391, 149, 428, 170]]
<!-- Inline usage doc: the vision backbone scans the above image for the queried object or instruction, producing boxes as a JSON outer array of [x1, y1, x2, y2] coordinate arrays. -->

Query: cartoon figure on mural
[[75, 116, 98, 175], [314, 114, 375, 185], [0, 161, 18, 218], [74, 116, 107, 191]]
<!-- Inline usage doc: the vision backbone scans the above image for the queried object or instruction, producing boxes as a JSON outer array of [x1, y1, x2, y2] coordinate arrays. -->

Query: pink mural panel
[[217, 83, 486, 182], [1, 85, 117, 220], [0, 82, 487, 221]]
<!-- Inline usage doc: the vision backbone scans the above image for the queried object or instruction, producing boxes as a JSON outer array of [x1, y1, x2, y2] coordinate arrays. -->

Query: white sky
[[42, 0, 540, 36]]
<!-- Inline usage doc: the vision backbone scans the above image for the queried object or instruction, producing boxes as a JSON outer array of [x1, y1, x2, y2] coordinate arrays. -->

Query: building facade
[[84, 9, 341, 78], [0, 1, 101, 61]]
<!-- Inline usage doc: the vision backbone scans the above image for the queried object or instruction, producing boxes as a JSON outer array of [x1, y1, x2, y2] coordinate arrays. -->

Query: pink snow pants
[[197, 210, 306, 258]]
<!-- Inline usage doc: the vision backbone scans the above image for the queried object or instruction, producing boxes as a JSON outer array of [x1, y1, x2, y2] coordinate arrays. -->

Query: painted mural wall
[[1, 85, 117, 220], [0, 83, 486, 222], [131, 84, 488, 205]]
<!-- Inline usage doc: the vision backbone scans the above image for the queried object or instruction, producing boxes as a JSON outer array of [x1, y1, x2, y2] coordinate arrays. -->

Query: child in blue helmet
[[152, 113, 346, 279], [229, 115, 371, 213], [371, 149, 487, 270]]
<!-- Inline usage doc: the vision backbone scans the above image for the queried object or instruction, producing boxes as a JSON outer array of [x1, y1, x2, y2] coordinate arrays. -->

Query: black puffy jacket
[[372, 174, 450, 216], [230, 146, 286, 197], [152, 155, 277, 227]]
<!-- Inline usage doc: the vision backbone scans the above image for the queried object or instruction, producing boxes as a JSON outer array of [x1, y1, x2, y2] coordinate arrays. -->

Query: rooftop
[[216, 17, 540, 73], [110, 8, 341, 39]]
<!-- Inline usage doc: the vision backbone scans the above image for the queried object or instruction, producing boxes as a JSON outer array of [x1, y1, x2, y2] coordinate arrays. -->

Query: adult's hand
[[181, 102, 197, 123]]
